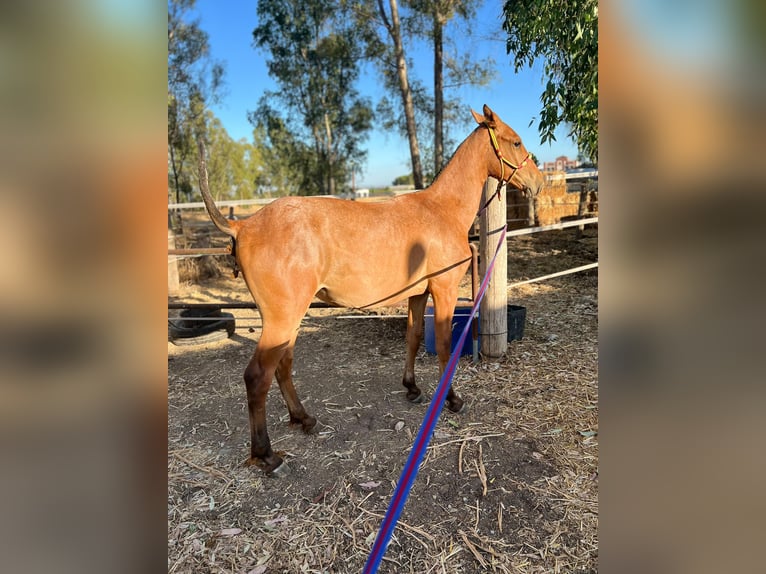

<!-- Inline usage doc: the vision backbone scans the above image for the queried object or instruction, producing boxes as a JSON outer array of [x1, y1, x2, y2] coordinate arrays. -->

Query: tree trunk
[[433, 12, 444, 176], [383, 0, 424, 189], [324, 112, 336, 195], [168, 132, 183, 233], [169, 141, 181, 206]]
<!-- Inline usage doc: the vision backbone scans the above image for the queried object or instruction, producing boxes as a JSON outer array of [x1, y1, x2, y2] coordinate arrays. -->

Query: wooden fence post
[[479, 177, 508, 358], [576, 182, 588, 239], [168, 226, 180, 296]]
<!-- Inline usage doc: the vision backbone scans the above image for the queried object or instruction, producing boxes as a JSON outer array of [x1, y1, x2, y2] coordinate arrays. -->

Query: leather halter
[[486, 123, 532, 185], [477, 124, 533, 213]]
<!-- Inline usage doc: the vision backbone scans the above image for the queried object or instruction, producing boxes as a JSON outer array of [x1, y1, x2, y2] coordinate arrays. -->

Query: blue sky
[[188, 0, 579, 188]]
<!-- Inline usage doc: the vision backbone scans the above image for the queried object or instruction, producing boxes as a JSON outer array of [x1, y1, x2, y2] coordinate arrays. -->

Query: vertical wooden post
[[576, 182, 588, 239], [168, 226, 180, 296], [479, 177, 508, 358]]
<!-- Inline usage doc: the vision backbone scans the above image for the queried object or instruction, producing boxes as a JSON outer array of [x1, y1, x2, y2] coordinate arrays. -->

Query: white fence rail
[[168, 195, 334, 210], [169, 175, 599, 318], [505, 216, 598, 238]]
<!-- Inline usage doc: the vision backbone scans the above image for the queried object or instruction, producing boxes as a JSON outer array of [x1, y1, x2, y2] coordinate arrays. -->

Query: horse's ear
[[482, 104, 497, 127], [471, 108, 485, 125]]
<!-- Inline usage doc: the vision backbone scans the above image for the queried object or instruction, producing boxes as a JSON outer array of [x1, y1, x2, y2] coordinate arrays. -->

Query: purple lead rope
[[363, 226, 507, 573]]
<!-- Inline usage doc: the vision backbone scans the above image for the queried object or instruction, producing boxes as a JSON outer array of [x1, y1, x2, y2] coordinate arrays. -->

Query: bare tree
[[352, 0, 425, 189], [253, 0, 373, 196], [409, 0, 494, 174]]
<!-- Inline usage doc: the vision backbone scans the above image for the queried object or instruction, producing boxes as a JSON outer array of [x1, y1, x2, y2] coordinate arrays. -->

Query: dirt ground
[[168, 227, 598, 573]]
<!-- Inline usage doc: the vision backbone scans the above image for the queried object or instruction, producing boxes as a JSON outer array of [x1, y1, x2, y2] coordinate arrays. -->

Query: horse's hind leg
[[402, 291, 429, 403], [243, 335, 287, 473], [275, 342, 317, 434]]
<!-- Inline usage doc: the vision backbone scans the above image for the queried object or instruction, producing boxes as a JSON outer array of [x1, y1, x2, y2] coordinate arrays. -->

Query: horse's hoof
[[446, 398, 466, 414], [302, 415, 318, 434], [268, 459, 290, 477], [244, 454, 286, 475], [290, 415, 318, 434], [407, 391, 425, 404]]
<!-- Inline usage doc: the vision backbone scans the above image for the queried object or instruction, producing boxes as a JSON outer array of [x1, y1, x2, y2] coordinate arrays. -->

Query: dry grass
[[168, 228, 598, 573]]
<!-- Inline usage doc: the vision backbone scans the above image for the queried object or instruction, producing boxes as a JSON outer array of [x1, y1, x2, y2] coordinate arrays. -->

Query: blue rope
[[363, 226, 508, 573]]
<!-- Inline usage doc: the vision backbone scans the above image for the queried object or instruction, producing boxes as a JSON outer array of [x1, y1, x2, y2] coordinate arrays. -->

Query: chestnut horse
[[198, 105, 544, 474]]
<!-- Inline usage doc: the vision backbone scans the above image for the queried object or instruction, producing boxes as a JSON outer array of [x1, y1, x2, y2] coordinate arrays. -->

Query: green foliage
[[167, 0, 225, 203], [249, 104, 319, 196], [167, 1, 265, 206], [503, 0, 598, 162], [167, 0, 224, 110], [443, 51, 496, 90], [405, 0, 495, 96], [392, 173, 414, 186], [352, 0, 493, 180], [252, 0, 373, 196], [373, 90, 430, 146], [195, 112, 264, 201], [169, 108, 266, 202]]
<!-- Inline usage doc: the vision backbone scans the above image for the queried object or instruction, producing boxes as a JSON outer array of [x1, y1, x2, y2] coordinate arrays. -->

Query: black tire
[[169, 309, 235, 344], [169, 324, 234, 346]]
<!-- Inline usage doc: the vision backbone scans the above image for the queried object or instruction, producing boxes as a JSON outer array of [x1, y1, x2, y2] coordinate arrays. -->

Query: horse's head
[[472, 104, 544, 198]]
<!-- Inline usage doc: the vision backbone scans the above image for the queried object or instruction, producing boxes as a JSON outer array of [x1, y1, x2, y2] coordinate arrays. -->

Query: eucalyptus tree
[[349, 0, 427, 189], [408, 0, 495, 174], [252, 0, 373, 196], [186, 112, 263, 202], [167, 0, 224, 205], [248, 104, 319, 197]]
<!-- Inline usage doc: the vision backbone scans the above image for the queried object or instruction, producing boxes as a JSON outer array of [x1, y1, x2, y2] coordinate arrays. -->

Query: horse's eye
[[514, 141, 521, 148]]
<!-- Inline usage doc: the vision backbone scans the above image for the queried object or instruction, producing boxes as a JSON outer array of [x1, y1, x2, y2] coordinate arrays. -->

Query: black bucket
[[507, 304, 526, 341]]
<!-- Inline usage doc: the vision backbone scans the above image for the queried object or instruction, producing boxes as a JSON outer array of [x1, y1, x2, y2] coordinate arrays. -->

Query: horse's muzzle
[[524, 180, 544, 198]]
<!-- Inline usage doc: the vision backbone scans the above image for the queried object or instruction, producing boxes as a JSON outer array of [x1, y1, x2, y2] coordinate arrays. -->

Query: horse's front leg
[[401, 291, 430, 403], [431, 287, 465, 413]]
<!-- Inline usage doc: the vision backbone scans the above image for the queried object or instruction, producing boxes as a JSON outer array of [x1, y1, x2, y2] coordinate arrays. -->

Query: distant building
[[354, 188, 370, 199], [542, 155, 580, 172]]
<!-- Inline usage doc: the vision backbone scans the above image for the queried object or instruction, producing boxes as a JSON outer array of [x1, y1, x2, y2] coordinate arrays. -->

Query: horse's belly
[[317, 275, 428, 309]]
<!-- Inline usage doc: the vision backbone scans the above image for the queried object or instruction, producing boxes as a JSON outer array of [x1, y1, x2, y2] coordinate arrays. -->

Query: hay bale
[[177, 225, 229, 283], [506, 172, 598, 228]]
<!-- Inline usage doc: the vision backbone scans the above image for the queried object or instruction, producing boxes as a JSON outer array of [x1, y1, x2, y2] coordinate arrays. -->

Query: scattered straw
[[168, 228, 598, 573]]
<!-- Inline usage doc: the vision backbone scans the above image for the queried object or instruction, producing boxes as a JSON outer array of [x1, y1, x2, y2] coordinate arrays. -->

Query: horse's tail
[[197, 139, 240, 239]]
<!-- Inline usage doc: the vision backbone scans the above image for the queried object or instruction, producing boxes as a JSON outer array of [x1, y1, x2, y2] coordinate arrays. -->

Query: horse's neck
[[425, 129, 489, 230]]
